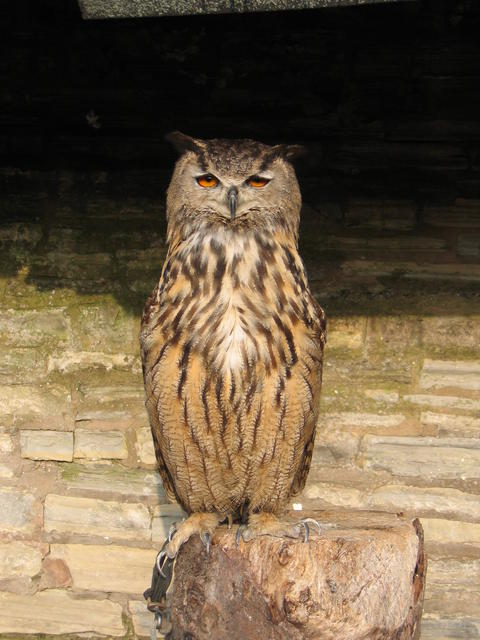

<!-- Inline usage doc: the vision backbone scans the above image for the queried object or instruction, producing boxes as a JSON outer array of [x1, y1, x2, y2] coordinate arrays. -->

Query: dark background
[[1, 0, 480, 201]]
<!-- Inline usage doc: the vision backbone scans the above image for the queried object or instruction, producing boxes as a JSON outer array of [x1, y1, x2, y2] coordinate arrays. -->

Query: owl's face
[[165, 132, 304, 238]]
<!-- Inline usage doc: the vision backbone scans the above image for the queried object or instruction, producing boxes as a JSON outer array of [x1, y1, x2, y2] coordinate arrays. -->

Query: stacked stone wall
[[0, 168, 478, 638]]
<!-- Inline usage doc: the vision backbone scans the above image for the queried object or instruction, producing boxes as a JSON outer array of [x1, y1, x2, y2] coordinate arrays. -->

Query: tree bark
[[167, 509, 426, 640]]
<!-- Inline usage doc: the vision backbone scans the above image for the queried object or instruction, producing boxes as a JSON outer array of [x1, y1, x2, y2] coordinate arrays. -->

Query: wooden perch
[[166, 509, 426, 640]]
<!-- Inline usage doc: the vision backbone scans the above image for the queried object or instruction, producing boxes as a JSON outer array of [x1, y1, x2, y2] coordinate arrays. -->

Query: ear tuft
[[270, 143, 307, 162], [165, 131, 204, 155], [281, 144, 307, 161]]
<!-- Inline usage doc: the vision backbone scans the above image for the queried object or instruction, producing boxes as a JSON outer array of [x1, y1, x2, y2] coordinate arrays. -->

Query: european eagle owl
[[140, 132, 326, 564]]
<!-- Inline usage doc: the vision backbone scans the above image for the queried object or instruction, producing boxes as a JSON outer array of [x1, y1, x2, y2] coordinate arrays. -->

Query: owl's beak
[[227, 186, 238, 220]]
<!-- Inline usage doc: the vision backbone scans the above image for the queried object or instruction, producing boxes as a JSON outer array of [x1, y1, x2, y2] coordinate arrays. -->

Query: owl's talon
[[167, 523, 177, 542], [299, 520, 310, 542], [200, 531, 211, 555], [298, 517, 321, 543], [155, 550, 169, 578], [235, 525, 246, 547]]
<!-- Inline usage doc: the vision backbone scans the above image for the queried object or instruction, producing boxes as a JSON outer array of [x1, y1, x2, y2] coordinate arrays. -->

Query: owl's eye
[[197, 174, 219, 188], [247, 175, 270, 188]]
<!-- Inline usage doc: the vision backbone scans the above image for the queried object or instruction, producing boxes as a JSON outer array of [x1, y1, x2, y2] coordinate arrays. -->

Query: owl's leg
[[162, 511, 222, 560], [236, 512, 320, 544]]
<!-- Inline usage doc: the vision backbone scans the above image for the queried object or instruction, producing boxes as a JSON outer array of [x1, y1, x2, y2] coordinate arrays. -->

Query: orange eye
[[247, 176, 270, 188], [197, 174, 218, 188]]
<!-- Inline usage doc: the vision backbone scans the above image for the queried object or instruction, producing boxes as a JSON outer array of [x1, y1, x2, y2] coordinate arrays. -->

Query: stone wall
[[1, 1, 479, 638]]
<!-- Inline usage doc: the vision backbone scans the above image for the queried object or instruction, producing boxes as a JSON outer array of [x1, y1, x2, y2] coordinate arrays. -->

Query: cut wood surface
[[167, 510, 426, 640]]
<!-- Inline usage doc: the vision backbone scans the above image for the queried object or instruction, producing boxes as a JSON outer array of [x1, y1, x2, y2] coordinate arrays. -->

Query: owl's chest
[[154, 230, 308, 375]]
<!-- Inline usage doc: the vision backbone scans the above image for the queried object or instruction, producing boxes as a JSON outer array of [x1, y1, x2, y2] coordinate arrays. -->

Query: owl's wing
[[140, 285, 181, 505], [289, 296, 326, 496]]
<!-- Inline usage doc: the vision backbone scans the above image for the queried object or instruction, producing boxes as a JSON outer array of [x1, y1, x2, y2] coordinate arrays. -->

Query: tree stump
[[167, 509, 426, 640]]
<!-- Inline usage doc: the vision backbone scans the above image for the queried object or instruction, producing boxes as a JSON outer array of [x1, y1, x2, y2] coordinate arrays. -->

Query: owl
[[140, 132, 326, 566]]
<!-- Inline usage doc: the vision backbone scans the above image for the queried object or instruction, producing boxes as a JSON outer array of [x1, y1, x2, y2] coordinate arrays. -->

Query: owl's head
[[165, 131, 304, 240]]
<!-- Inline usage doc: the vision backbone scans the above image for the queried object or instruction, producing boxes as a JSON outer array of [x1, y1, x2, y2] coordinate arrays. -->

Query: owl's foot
[[236, 512, 321, 545], [162, 511, 222, 561]]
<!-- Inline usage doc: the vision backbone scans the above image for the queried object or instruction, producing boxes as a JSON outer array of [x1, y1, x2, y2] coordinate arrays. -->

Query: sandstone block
[[0, 309, 69, 347], [369, 485, 480, 521], [404, 394, 480, 412], [366, 316, 422, 352], [425, 558, 480, 619], [75, 382, 145, 410], [0, 384, 72, 429], [424, 199, 480, 227], [0, 432, 14, 453], [0, 346, 47, 383], [135, 427, 156, 465], [325, 317, 365, 350], [342, 259, 480, 281], [0, 463, 14, 478], [422, 314, 480, 351], [332, 235, 445, 250], [20, 429, 73, 461], [60, 462, 166, 502], [51, 543, 157, 594], [0, 489, 39, 533], [39, 557, 72, 589], [421, 616, 480, 640], [457, 234, 480, 257], [0, 542, 43, 579], [420, 359, 480, 392], [345, 199, 416, 230], [0, 589, 124, 635], [421, 411, 480, 438], [427, 558, 480, 589], [47, 350, 139, 374], [128, 599, 157, 639], [364, 389, 400, 404], [34, 251, 112, 284], [315, 429, 360, 461], [421, 517, 480, 546], [74, 429, 128, 460], [0, 221, 42, 249], [322, 412, 405, 431], [44, 494, 151, 541], [303, 482, 366, 510], [361, 435, 480, 479], [69, 302, 137, 354], [74, 381, 146, 428], [425, 587, 480, 619]]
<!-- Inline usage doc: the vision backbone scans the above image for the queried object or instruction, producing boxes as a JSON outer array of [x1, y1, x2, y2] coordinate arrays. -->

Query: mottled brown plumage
[[140, 132, 326, 552]]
